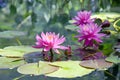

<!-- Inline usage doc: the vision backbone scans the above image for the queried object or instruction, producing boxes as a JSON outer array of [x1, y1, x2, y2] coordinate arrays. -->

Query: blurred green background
[[0, 0, 120, 80]]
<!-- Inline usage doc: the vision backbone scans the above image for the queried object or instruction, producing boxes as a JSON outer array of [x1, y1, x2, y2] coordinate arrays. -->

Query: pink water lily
[[76, 23, 105, 47], [73, 11, 95, 26], [33, 32, 68, 54]]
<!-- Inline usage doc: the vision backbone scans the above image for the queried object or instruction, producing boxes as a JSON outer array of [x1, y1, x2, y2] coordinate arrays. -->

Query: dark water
[[0, 67, 119, 80]]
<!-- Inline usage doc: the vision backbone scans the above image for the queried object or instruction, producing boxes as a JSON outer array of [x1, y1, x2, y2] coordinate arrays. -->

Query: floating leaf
[[105, 54, 120, 64], [17, 61, 59, 75], [113, 18, 120, 32], [92, 12, 120, 22], [0, 57, 24, 69], [46, 61, 94, 78], [0, 31, 26, 38], [80, 59, 113, 70], [0, 46, 41, 57], [65, 25, 79, 32], [4, 46, 41, 53]]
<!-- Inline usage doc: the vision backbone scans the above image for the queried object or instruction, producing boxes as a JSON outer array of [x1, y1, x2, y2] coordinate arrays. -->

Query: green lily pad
[[4, 46, 41, 53], [105, 54, 120, 64], [92, 12, 120, 22], [17, 61, 59, 75], [0, 46, 41, 57], [46, 61, 94, 78], [80, 59, 113, 70], [0, 57, 24, 69], [113, 18, 120, 32], [0, 31, 26, 38]]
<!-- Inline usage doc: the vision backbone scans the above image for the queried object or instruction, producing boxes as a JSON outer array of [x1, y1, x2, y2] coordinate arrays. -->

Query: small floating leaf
[[17, 61, 59, 75], [46, 61, 94, 78], [0, 57, 24, 69], [105, 54, 120, 64], [113, 18, 120, 32], [65, 25, 79, 31], [80, 59, 113, 70]]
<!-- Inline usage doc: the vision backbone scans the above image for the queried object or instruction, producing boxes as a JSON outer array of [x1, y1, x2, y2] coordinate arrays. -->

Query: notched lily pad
[[0, 57, 24, 69], [46, 61, 94, 78], [17, 61, 59, 75], [80, 59, 113, 70]]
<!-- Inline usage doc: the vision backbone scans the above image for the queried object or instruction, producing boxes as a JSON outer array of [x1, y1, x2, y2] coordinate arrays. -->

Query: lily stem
[[50, 49, 54, 62]]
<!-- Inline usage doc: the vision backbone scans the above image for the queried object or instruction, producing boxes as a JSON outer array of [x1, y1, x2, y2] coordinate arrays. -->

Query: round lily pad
[[80, 59, 113, 70], [0, 49, 25, 57], [0, 31, 26, 38], [0, 57, 24, 69], [46, 61, 94, 78], [17, 61, 59, 75], [0, 46, 41, 57]]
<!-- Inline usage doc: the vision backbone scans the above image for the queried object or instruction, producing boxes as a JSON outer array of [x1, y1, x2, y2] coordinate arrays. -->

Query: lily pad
[[17, 61, 59, 75], [92, 12, 120, 22], [113, 18, 120, 32], [46, 61, 94, 78], [0, 46, 41, 57], [0, 57, 24, 69], [80, 59, 113, 70], [4, 46, 41, 53], [105, 54, 120, 64], [0, 31, 26, 38]]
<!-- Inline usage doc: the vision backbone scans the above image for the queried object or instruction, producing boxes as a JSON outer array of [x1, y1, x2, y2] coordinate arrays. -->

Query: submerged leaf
[[46, 61, 94, 78], [17, 61, 59, 75], [0, 31, 26, 38], [80, 59, 113, 70], [0, 57, 24, 69]]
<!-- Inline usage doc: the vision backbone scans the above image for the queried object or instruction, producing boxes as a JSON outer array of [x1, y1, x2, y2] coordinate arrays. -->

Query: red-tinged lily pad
[[17, 61, 59, 75], [0, 57, 24, 69], [46, 61, 94, 78], [80, 59, 113, 70]]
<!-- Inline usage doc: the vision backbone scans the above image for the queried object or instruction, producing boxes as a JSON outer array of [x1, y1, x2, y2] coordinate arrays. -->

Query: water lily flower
[[72, 11, 94, 26], [33, 32, 68, 54], [76, 23, 105, 47]]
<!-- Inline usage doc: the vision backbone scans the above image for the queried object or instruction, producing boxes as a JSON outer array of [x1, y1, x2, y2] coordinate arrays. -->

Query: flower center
[[48, 35, 53, 40]]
